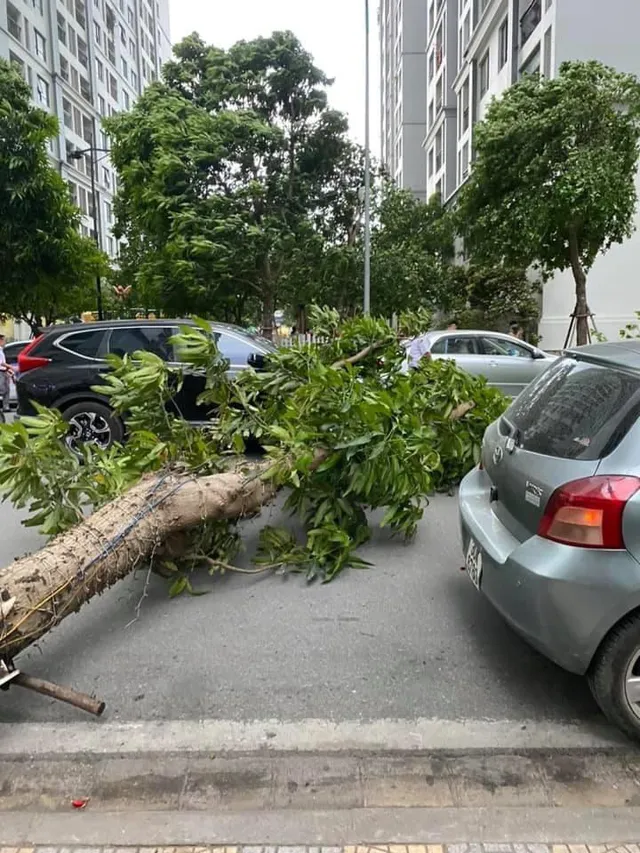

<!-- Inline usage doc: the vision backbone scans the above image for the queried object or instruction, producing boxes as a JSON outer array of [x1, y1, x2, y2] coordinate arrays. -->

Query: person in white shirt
[[407, 320, 457, 369], [0, 335, 14, 423]]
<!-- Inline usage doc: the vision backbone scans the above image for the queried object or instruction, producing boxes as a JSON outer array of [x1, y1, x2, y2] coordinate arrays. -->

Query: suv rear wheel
[[589, 613, 640, 741], [62, 401, 124, 453]]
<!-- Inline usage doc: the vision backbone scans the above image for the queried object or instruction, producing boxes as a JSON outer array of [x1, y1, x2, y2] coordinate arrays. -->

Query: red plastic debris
[[71, 798, 89, 809]]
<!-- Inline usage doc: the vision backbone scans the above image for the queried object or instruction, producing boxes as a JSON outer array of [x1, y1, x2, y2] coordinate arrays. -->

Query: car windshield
[[502, 357, 640, 461]]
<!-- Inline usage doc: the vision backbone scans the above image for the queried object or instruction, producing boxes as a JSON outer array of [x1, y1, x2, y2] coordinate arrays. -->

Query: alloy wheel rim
[[624, 648, 640, 720], [65, 411, 112, 453]]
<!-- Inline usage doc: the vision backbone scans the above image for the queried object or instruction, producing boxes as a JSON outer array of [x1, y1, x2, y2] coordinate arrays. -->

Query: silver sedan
[[407, 330, 557, 397]]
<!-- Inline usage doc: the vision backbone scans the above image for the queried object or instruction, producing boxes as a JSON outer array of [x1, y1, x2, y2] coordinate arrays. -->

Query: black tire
[[61, 400, 124, 453], [588, 612, 640, 742]]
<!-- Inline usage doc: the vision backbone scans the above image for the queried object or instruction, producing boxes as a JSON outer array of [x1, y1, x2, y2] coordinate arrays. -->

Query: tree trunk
[[568, 229, 589, 346], [0, 462, 278, 662]]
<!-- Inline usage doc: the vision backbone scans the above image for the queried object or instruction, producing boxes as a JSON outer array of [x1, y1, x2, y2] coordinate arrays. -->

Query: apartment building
[[0, 0, 171, 259], [379, 0, 428, 200], [379, 0, 640, 346]]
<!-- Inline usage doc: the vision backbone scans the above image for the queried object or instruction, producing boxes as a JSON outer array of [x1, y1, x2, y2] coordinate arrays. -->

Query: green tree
[[370, 187, 455, 317], [457, 61, 640, 345], [0, 60, 105, 332], [107, 32, 365, 335]]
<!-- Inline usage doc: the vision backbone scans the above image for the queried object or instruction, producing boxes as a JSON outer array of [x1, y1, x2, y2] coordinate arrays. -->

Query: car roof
[[38, 319, 253, 336], [565, 340, 640, 372]]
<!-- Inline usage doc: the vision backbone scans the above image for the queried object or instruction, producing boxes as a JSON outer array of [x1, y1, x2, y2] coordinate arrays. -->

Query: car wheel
[[61, 401, 124, 453], [588, 613, 640, 741]]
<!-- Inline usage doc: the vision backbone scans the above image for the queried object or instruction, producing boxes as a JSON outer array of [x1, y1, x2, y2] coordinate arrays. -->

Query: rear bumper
[[458, 466, 640, 675]]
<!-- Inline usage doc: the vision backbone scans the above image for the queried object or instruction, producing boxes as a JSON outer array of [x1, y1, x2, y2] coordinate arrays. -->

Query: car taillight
[[538, 475, 640, 549], [17, 336, 50, 373]]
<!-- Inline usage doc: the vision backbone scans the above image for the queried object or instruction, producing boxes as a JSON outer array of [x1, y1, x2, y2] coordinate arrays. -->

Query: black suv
[[16, 320, 275, 449]]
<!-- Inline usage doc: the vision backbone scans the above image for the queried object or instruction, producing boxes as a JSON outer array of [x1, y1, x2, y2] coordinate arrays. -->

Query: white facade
[[0, 0, 171, 260], [379, 0, 427, 200], [380, 0, 640, 348]]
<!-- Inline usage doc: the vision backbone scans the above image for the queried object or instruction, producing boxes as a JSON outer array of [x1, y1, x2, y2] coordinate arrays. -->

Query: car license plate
[[466, 538, 482, 590]]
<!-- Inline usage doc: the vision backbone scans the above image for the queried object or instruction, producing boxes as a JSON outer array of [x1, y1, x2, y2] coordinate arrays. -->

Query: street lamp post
[[70, 146, 109, 321], [363, 0, 372, 315]]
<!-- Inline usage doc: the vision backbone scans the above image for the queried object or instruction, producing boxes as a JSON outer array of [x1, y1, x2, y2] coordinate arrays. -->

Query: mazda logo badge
[[493, 445, 504, 466]]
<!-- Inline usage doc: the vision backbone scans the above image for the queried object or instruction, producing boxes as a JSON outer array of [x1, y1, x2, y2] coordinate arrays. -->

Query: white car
[[404, 329, 557, 397], [4, 340, 29, 407]]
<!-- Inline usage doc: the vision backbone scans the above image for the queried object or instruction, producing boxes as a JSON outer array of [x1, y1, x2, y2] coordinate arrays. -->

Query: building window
[[80, 75, 92, 102], [9, 51, 25, 79], [543, 26, 553, 77], [121, 57, 128, 78], [129, 37, 137, 59], [34, 29, 46, 61], [6, 2, 22, 42], [107, 38, 116, 64], [75, 0, 86, 28], [68, 25, 77, 55], [67, 180, 78, 205], [462, 12, 470, 55], [108, 73, 118, 99], [94, 21, 101, 44], [82, 113, 93, 143], [127, 5, 134, 25], [130, 69, 138, 90], [520, 44, 541, 77], [96, 58, 104, 81], [36, 75, 49, 107], [498, 19, 509, 69], [77, 37, 88, 68], [102, 166, 111, 188], [107, 236, 115, 256], [461, 141, 470, 179], [479, 50, 490, 97], [63, 98, 73, 128], [123, 90, 130, 110], [119, 23, 126, 45], [98, 94, 106, 115], [57, 11, 67, 44], [104, 200, 113, 224], [462, 78, 470, 132], [428, 146, 434, 177]]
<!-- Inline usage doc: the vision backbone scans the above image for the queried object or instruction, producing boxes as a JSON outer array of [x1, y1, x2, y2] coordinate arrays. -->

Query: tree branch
[[331, 341, 385, 369]]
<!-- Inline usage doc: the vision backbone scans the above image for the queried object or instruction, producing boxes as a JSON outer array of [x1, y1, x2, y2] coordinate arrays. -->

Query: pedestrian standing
[[0, 335, 14, 424]]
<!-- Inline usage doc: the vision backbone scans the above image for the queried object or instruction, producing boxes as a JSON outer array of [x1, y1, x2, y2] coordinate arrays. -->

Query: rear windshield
[[501, 357, 640, 461]]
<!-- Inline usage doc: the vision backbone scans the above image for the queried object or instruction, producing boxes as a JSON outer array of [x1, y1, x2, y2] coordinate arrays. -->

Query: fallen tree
[[0, 308, 508, 711]]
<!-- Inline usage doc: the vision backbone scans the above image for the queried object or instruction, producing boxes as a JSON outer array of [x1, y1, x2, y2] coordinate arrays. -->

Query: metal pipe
[[364, 0, 372, 316]]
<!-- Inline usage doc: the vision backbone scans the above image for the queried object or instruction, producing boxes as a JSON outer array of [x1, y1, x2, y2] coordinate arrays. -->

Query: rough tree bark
[[0, 461, 278, 661], [568, 228, 590, 347]]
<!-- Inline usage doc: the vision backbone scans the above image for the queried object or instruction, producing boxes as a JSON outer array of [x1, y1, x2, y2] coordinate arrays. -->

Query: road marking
[[0, 717, 629, 756]]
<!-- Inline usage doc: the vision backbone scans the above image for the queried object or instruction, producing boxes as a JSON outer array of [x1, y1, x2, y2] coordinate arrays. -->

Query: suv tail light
[[18, 336, 50, 373], [538, 476, 640, 549]]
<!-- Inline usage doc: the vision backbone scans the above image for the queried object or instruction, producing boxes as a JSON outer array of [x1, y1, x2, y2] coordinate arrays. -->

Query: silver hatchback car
[[408, 330, 557, 397], [459, 340, 640, 740]]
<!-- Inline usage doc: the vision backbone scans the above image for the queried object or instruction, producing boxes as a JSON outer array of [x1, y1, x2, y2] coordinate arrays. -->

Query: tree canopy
[[0, 59, 105, 332], [457, 61, 640, 345], [106, 32, 365, 333]]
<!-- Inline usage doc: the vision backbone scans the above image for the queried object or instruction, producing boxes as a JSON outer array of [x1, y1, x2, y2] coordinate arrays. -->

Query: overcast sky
[[166, 0, 380, 148]]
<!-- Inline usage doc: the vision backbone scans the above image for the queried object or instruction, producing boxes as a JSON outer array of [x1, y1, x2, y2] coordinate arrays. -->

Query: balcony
[[520, 0, 542, 46]]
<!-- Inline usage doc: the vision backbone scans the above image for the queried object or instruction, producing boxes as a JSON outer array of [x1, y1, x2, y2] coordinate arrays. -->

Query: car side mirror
[[532, 349, 546, 359], [248, 352, 266, 369]]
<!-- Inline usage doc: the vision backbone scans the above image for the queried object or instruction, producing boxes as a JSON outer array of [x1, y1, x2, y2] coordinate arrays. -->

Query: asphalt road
[[0, 493, 600, 725]]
